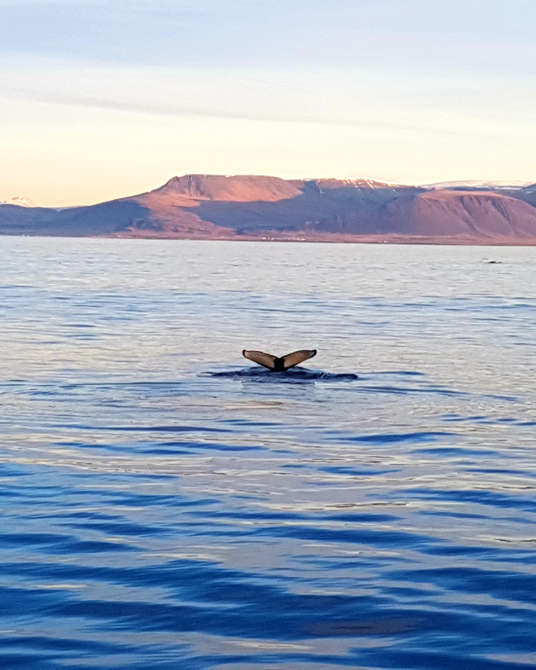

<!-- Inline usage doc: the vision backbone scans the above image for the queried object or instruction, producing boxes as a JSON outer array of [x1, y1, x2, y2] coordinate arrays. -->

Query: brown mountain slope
[[1, 174, 536, 243], [382, 190, 536, 239], [155, 174, 304, 202]]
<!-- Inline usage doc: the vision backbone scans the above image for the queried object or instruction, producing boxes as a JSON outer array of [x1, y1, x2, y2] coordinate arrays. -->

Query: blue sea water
[[1, 237, 535, 669]]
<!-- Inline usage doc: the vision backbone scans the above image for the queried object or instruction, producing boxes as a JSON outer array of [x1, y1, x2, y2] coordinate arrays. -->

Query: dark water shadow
[[203, 367, 359, 382], [308, 615, 424, 636]]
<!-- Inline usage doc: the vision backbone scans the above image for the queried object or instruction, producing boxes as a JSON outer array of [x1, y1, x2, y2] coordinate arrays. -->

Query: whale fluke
[[279, 349, 317, 369], [242, 349, 317, 371], [242, 350, 277, 370]]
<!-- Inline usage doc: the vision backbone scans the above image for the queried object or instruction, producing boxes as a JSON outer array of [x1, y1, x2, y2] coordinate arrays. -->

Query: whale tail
[[242, 349, 317, 371]]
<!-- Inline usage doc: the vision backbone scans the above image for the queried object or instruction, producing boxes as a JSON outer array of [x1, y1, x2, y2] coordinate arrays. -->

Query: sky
[[1, 0, 535, 206]]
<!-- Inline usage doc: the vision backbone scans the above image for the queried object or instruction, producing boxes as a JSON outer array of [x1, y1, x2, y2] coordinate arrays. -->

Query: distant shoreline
[[3, 232, 536, 246]]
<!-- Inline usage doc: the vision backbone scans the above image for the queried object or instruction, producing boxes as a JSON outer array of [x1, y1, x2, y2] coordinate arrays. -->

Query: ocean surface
[[1, 237, 535, 670]]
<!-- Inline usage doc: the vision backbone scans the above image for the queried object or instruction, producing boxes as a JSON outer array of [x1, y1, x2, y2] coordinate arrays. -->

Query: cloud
[[4, 82, 530, 143]]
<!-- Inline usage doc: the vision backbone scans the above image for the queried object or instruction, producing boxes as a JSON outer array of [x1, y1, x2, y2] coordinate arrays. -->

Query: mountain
[[517, 184, 536, 208], [0, 196, 34, 207], [1, 174, 536, 244], [425, 180, 530, 191]]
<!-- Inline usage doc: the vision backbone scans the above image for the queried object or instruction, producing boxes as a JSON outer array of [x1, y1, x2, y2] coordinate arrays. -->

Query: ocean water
[[1, 237, 535, 670]]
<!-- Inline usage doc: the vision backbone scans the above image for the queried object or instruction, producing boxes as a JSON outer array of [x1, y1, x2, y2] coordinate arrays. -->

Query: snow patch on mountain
[[425, 180, 530, 191], [0, 196, 35, 207]]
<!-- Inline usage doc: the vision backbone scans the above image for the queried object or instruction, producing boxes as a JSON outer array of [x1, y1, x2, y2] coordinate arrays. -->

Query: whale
[[242, 349, 317, 371]]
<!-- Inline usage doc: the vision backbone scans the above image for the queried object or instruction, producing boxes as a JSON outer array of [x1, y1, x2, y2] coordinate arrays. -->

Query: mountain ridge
[[1, 174, 536, 244]]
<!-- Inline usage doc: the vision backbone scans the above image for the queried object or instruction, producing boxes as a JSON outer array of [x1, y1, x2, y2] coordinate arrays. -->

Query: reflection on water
[[1, 238, 536, 669]]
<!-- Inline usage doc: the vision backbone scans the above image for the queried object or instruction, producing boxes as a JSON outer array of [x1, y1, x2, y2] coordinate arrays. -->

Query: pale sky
[[1, 0, 535, 206]]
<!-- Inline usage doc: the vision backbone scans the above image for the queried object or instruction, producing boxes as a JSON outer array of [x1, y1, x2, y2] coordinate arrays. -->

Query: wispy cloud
[[3, 84, 521, 140]]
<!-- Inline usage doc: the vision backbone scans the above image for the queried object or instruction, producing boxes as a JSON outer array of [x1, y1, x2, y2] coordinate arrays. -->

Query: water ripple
[[1, 239, 536, 669]]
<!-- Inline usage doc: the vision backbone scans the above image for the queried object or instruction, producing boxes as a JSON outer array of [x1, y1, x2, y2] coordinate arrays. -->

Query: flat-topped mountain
[[1, 174, 536, 244]]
